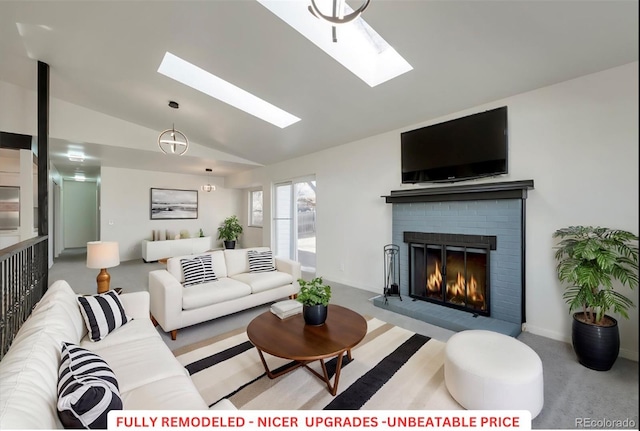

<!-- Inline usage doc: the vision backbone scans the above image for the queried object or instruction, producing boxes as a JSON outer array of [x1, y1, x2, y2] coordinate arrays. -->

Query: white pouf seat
[[444, 330, 544, 418]]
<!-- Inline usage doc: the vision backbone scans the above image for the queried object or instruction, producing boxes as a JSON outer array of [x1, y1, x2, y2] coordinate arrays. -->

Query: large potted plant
[[296, 277, 332, 326], [553, 226, 638, 371], [217, 215, 243, 249]]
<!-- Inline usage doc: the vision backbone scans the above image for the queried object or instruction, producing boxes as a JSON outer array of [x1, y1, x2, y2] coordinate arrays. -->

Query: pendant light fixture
[[158, 101, 189, 156], [308, 0, 371, 42], [201, 168, 216, 192]]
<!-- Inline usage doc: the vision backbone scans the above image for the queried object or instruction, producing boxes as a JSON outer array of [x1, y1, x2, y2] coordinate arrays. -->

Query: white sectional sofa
[[0, 280, 232, 430], [148, 247, 301, 340]]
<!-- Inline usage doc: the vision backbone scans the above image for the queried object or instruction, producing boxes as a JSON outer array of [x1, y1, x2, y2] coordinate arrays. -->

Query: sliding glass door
[[273, 179, 316, 272], [274, 182, 293, 259]]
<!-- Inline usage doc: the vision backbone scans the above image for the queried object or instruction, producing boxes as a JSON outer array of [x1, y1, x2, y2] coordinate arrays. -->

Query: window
[[249, 190, 263, 227]]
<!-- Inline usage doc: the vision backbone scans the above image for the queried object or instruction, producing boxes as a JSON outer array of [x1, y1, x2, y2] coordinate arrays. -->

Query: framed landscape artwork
[[150, 188, 198, 220]]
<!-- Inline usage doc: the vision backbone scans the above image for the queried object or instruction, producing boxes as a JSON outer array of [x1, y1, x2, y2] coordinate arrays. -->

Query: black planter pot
[[572, 313, 620, 371], [223, 240, 236, 249], [303, 305, 328, 326]]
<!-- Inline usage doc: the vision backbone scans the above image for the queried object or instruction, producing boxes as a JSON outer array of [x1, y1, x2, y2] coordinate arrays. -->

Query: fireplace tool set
[[383, 244, 401, 304]]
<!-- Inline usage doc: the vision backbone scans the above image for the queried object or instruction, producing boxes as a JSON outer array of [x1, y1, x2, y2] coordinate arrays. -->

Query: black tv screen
[[401, 106, 508, 183]]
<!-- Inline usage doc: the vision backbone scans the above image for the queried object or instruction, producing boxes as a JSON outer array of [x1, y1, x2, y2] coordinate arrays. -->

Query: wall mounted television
[[401, 106, 508, 184]]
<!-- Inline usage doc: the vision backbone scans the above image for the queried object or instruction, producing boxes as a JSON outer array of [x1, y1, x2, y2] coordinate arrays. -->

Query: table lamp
[[86, 241, 120, 294]]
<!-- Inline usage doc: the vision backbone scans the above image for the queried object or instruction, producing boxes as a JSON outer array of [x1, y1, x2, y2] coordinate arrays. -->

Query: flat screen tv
[[401, 106, 508, 184]]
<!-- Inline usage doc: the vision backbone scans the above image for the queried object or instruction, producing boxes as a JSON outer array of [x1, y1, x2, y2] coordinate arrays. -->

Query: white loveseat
[[148, 247, 301, 340], [0, 280, 227, 429]]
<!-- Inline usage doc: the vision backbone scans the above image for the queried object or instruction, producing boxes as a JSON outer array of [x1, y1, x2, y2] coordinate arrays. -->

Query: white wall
[[100, 166, 242, 261], [0, 81, 36, 136], [229, 62, 639, 360]]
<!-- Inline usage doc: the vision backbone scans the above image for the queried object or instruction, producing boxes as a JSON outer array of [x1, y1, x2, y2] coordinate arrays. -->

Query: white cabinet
[[142, 236, 212, 262]]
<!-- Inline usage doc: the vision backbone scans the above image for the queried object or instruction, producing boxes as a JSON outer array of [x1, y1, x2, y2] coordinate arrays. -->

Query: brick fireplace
[[375, 180, 534, 336]]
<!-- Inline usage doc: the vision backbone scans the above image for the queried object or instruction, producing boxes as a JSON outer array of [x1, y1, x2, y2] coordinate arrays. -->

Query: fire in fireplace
[[405, 232, 496, 316]]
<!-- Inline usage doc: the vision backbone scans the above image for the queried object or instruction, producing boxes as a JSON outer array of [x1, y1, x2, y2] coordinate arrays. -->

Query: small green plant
[[296, 277, 332, 307], [198, 228, 204, 238], [553, 226, 638, 325], [217, 215, 243, 242]]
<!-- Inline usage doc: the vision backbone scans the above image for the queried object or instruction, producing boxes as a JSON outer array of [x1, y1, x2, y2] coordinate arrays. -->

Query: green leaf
[[296, 276, 332, 306], [553, 226, 638, 325]]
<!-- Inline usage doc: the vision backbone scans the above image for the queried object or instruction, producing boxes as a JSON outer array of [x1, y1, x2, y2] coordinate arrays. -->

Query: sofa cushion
[[80, 318, 160, 352], [181, 254, 218, 287], [182, 278, 252, 310], [247, 250, 276, 272], [57, 342, 122, 429], [225, 247, 270, 277], [11, 282, 86, 349], [231, 271, 294, 294], [89, 337, 192, 394], [120, 375, 208, 410], [78, 291, 131, 342], [168, 251, 227, 282]]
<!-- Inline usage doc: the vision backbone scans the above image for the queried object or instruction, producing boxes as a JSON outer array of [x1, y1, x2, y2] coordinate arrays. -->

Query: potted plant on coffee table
[[297, 277, 332, 326], [217, 215, 243, 249], [553, 226, 638, 371]]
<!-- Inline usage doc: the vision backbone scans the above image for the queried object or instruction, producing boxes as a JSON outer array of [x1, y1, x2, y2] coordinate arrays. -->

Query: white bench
[[444, 329, 544, 418]]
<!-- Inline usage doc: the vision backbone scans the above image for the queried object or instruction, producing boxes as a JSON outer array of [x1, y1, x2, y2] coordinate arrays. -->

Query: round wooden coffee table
[[247, 304, 367, 396]]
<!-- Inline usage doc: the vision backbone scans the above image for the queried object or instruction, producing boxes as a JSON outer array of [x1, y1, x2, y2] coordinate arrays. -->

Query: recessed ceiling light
[[157, 52, 301, 128], [68, 152, 85, 162], [257, 0, 413, 87], [74, 173, 86, 182]]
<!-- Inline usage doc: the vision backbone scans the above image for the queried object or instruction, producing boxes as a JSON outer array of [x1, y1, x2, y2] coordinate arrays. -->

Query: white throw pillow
[[247, 250, 276, 273], [57, 342, 122, 429], [77, 291, 131, 342], [181, 254, 218, 287]]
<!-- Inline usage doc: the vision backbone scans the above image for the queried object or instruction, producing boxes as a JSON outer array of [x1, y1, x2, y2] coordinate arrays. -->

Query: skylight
[[157, 52, 301, 128], [257, 0, 413, 87]]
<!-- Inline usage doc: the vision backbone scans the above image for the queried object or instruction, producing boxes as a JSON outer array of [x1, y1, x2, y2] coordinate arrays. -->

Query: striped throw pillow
[[181, 254, 218, 287], [247, 250, 276, 273], [57, 342, 122, 429], [77, 291, 131, 342]]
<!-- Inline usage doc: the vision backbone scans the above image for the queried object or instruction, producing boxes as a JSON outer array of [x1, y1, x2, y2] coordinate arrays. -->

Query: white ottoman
[[444, 330, 544, 418]]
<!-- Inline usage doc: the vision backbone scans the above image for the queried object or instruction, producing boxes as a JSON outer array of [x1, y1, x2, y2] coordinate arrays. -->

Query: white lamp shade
[[86, 241, 120, 269]]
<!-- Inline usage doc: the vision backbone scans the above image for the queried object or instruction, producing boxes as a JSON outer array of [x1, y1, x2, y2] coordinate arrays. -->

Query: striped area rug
[[173, 317, 463, 410]]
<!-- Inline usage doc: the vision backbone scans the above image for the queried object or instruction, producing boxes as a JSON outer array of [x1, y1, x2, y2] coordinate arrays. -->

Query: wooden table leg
[[255, 348, 349, 396], [303, 351, 347, 396], [256, 348, 304, 378]]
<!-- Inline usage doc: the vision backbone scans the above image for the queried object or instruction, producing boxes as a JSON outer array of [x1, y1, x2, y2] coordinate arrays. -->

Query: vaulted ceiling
[[1, 1, 637, 180]]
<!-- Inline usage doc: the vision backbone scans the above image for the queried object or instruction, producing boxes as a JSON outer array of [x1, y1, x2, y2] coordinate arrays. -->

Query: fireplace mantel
[[382, 180, 534, 204]]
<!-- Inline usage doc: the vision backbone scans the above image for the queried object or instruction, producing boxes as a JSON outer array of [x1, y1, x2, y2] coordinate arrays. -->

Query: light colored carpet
[[174, 317, 462, 411]]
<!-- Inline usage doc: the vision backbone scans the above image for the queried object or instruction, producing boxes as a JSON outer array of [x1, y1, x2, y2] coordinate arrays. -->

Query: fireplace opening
[[405, 232, 496, 317]]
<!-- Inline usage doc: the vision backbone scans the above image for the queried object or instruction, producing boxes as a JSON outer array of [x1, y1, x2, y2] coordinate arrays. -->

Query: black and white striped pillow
[[57, 342, 122, 429], [78, 291, 131, 342], [181, 254, 218, 287], [247, 250, 276, 273]]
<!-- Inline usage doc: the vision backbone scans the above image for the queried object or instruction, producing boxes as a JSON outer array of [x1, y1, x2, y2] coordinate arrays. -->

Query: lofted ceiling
[[0, 1, 637, 181]]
